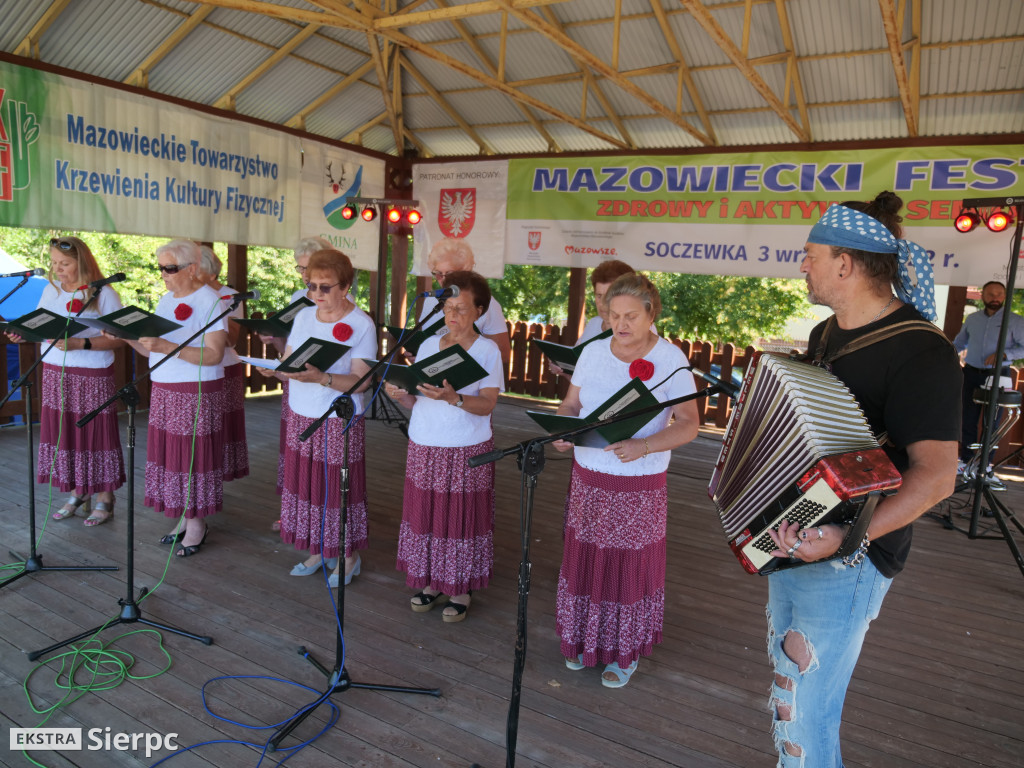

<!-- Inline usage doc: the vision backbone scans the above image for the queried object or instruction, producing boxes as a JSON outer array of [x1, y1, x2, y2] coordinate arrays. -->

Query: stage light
[[407, 209, 421, 225], [987, 209, 1011, 233], [387, 207, 403, 224], [340, 204, 357, 221], [955, 209, 981, 233], [361, 206, 377, 222]]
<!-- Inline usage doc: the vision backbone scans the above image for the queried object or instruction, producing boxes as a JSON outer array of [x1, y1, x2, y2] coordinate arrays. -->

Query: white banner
[[411, 160, 508, 279], [297, 140, 386, 271]]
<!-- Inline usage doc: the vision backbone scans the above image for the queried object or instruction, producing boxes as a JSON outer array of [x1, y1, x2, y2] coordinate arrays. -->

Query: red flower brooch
[[174, 303, 193, 321], [66, 299, 84, 314], [629, 358, 654, 382], [332, 323, 353, 342]]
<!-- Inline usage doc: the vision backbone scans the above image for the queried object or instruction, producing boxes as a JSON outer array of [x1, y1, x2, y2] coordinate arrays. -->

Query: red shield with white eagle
[[528, 231, 542, 250], [438, 188, 476, 238]]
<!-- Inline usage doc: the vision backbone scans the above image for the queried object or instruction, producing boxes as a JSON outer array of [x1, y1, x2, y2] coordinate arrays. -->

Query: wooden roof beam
[[774, 0, 811, 141], [341, 111, 388, 144], [214, 23, 321, 110], [373, 0, 571, 29], [285, 59, 376, 129], [400, 54, 493, 154], [367, 32, 404, 152], [649, 0, 717, 144], [678, 0, 808, 142], [125, 4, 215, 88], [877, 0, 919, 136], [13, 0, 73, 59], [499, 0, 711, 145]]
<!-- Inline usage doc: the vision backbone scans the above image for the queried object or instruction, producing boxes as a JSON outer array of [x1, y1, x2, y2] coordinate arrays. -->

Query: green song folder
[[531, 328, 612, 374], [526, 377, 662, 448]]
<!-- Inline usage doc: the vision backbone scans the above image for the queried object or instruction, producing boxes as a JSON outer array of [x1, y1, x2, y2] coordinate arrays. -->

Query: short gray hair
[[604, 273, 661, 320], [156, 239, 200, 267], [199, 245, 221, 278], [427, 238, 474, 271], [294, 237, 334, 262]]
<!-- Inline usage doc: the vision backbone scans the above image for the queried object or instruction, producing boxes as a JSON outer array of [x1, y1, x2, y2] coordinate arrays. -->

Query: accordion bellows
[[709, 353, 901, 574]]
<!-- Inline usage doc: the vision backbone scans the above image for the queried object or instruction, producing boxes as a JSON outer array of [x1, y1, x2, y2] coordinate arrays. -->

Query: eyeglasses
[[306, 282, 339, 295], [294, 264, 308, 274], [431, 270, 455, 281], [50, 238, 76, 253], [443, 304, 473, 316], [156, 264, 184, 274]]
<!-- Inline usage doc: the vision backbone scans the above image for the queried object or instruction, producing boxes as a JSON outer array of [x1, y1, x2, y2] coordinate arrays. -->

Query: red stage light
[[340, 205, 357, 220], [954, 210, 981, 233], [406, 209, 422, 225], [361, 206, 377, 222], [387, 207, 403, 223], [987, 210, 1011, 233]]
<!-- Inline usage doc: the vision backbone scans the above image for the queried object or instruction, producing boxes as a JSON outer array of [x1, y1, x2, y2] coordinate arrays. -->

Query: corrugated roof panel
[[692, 67, 772, 112], [624, 116, 707, 151], [360, 123, 398, 155], [704, 2, 786, 60], [545, 119, 624, 152], [923, 41, 1024, 95], [787, 0, 889, 56], [204, 5, 303, 47], [596, 72, 686, 117], [403, 92, 460, 130], [498, 30, 582, 82], [235, 56, 353, 124], [148, 24, 265, 105], [304, 88, 390, 141], [921, 93, 1024, 136], [710, 110, 802, 146], [0, 0, 50, 52], [798, 53, 898, 104], [314, 22, 372, 52], [808, 102, 908, 142], [36, 0, 187, 83], [443, 88, 534, 127], [294, 33, 376, 77], [553, 0, 652, 25], [923, 0, 1024, 43], [520, 82, 606, 122], [475, 122, 554, 155], [401, 48, 488, 92], [417, 127, 482, 157], [666, 10, 732, 68]]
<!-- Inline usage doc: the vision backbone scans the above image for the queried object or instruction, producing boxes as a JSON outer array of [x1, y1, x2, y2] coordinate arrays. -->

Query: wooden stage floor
[[1, 395, 1022, 768]]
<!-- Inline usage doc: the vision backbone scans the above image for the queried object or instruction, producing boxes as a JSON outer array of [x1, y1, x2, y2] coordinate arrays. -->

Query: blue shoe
[[601, 660, 638, 688], [565, 654, 585, 671], [290, 556, 338, 576], [328, 554, 361, 588]]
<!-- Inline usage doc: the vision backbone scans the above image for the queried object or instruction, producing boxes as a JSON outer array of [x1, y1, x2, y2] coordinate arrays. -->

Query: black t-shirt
[[806, 304, 961, 577]]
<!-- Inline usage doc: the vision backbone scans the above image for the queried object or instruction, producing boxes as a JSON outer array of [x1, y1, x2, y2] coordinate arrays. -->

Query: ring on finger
[[816, 527, 824, 540]]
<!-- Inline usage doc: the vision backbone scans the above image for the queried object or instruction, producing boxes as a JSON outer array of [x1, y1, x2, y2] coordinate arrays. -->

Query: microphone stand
[[26, 298, 242, 660], [270, 302, 448, 751], [1, 283, 119, 590], [467, 383, 723, 768]]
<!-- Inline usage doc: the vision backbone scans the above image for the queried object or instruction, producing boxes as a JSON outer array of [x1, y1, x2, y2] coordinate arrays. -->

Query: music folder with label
[[240, 337, 350, 374], [363, 343, 488, 392], [232, 297, 314, 337], [526, 377, 662, 448], [76, 306, 183, 340], [383, 317, 446, 357], [531, 328, 612, 374], [1, 308, 88, 342]]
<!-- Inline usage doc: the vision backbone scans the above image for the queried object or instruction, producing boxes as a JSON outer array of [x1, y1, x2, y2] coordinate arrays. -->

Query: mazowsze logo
[[438, 188, 475, 238], [0, 86, 40, 203], [564, 245, 618, 257]]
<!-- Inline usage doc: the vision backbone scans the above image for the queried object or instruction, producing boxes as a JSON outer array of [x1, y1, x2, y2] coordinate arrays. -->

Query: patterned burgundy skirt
[[144, 378, 225, 518], [556, 461, 668, 668], [279, 410, 368, 559], [276, 380, 289, 495], [36, 363, 125, 495], [221, 362, 249, 482], [396, 438, 495, 594]]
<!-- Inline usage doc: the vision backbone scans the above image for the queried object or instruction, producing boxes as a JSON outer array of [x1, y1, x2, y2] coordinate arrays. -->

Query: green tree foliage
[[489, 264, 811, 346]]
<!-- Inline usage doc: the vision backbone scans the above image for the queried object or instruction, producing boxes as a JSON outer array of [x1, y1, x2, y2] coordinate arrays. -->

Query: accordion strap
[[813, 315, 950, 366]]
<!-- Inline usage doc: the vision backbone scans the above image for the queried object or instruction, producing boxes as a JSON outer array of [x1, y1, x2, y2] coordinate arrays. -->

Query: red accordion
[[708, 353, 902, 575]]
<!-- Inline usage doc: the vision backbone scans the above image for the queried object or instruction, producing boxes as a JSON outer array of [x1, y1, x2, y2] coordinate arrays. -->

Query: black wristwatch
[[454, 394, 464, 408], [82, 337, 92, 350]]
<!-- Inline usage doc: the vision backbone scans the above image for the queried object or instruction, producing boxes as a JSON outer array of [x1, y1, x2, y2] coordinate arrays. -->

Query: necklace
[[870, 294, 896, 324]]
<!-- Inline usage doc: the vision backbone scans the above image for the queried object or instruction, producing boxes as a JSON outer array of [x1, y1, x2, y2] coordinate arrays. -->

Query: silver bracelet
[[841, 535, 871, 567]]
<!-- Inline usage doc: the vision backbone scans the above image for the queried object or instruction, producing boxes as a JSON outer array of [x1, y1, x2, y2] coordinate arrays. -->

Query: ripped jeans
[[766, 557, 892, 767]]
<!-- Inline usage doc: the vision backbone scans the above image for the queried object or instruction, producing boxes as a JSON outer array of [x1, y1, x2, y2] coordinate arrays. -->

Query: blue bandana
[[807, 204, 937, 322]]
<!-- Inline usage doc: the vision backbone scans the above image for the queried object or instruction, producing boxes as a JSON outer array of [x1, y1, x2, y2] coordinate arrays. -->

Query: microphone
[[222, 288, 261, 303], [418, 285, 460, 300], [692, 367, 741, 399], [78, 272, 127, 291], [0, 267, 46, 279]]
